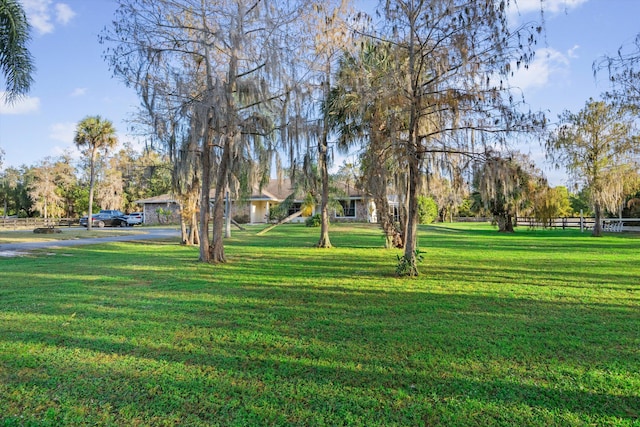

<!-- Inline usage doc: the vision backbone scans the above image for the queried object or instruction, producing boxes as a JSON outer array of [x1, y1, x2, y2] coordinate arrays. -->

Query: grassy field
[[0, 223, 638, 426]]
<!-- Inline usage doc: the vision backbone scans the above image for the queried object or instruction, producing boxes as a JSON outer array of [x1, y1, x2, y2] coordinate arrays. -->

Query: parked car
[[126, 212, 144, 225], [80, 212, 129, 228]]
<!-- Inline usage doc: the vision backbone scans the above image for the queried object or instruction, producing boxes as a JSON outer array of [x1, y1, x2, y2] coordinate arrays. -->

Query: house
[[135, 178, 395, 225], [134, 193, 180, 225]]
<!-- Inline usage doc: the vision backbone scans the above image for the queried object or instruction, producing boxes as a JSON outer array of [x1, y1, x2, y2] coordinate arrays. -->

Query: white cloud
[[22, 0, 76, 34], [509, 0, 588, 22], [510, 48, 570, 91], [55, 3, 76, 25], [49, 122, 75, 143], [513, 0, 588, 14], [51, 144, 81, 160], [0, 93, 41, 114], [22, 0, 54, 34], [70, 88, 88, 97], [567, 44, 580, 59]]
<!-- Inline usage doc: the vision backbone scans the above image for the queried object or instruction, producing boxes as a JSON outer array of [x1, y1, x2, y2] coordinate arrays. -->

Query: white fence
[[516, 217, 640, 232]]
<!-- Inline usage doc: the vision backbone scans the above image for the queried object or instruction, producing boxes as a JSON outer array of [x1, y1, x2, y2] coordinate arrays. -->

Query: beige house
[[136, 179, 391, 225]]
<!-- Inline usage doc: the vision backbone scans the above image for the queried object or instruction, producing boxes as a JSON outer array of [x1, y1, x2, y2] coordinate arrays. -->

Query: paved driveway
[[0, 228, 180, 257]]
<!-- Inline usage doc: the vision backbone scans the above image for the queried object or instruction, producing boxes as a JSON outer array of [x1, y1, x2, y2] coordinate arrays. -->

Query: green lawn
[[0, 223, 638, 426]]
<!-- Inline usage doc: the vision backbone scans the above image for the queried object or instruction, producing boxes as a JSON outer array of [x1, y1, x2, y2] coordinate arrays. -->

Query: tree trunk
[[317, 64, 332, 248], [504, 215, 514, 233], [376, 194, 402, 249], [180, 213, 188, 244], [316, 130, 332, 248], [87, 148, 97, 231], [401, 154, 420, 276], [592, 202, 603, 237], [209, 137, 231, 263], [224, 189, 231, 238], [198, 130, 212, 262], [191, 211, 199, 245]]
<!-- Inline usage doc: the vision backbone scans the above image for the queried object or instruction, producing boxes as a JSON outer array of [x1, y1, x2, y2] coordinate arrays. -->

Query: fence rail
[[0, 217, 79, 230], [515, 217, 596, 230], [516, 217, 640, 232]]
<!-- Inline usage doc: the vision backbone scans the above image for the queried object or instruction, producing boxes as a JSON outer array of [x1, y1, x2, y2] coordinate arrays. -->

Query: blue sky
[[1, 0, 639, 187]]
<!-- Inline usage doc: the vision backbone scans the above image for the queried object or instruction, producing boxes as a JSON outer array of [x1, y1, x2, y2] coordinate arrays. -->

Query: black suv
[[79, 210, 129, 228]]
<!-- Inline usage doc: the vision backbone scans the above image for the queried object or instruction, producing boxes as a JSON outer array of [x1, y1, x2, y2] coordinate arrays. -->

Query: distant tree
[[29, 158, 66, 218], [473, 152, 541, 233], [531, 185, 572, 228], [417, 196, 438, 224], [0, 0, 35, 103], [96, 157, 124, 211], [113, 147, 171, 212], [0, 165, 17, 217], [427, 174, 468, 223], [50, 153, 80, 218], [569, 188, 592, 217], [0, 165, 34, 217], [553, 186, 574, 217], [73, 116, 118, 230], [546, 99, 639, 236]]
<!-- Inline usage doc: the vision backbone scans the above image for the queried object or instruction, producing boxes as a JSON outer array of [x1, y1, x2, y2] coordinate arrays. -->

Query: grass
[[0, 223, 638, 426]]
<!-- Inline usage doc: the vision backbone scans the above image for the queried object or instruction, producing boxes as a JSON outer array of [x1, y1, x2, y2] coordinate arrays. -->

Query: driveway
[[0, 227, 180, 257]]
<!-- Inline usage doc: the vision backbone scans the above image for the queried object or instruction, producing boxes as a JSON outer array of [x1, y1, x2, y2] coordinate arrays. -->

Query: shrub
[[417, 196, 438, 224], [305, 213, 322, 227], [268, 206, 288, 223]]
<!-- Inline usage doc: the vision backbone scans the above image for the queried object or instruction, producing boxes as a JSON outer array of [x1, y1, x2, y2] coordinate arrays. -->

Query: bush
[[268, 206, 288, 223], [417, 196, 438, 224], [305, 213, 322, 227]]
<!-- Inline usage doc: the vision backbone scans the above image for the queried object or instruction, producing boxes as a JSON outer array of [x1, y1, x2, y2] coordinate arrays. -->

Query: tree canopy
[[546, 99, 640, 236]]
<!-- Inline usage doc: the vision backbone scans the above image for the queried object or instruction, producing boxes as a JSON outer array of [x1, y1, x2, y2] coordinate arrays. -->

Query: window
[[338, 200, 356, 218], [288, 202, 301, 217], [389, 205, 399, 222]]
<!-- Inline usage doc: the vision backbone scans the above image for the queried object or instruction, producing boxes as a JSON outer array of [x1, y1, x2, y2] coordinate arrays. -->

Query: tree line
[[0, 144, 171, 221]]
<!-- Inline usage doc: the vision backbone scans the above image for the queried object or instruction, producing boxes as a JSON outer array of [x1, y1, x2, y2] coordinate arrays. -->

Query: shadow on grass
[[1, 280, 638, 424], [1, 223, 639, 424]]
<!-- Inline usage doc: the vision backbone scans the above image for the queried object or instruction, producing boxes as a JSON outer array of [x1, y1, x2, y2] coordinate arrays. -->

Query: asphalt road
[[0, 227, 180, 256]]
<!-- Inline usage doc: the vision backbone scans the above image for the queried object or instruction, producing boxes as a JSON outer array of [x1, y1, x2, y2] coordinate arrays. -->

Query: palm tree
[[74, 116, 118, 230], [0, 0, 35, 103], [326, 41, 406, 249]]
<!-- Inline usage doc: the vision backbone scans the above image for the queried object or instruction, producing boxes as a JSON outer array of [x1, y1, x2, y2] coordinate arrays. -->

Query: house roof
[[134, 194, 178, 204], [249, 179, 295, 201]]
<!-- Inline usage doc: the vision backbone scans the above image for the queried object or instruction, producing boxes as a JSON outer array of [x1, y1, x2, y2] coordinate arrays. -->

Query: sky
[[1, 0, 639, 187]]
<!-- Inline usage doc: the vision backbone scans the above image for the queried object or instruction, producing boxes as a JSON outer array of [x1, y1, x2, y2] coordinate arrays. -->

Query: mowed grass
[[0, 223, 638, 426]]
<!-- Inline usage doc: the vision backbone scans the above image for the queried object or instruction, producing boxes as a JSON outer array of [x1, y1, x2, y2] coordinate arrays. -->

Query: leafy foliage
[[0, 0, 34, 102], [305, 213, 322, 227], [547, 99, 640, 235], [395, 248, 424, 276], [417, 196, 438, 224]]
